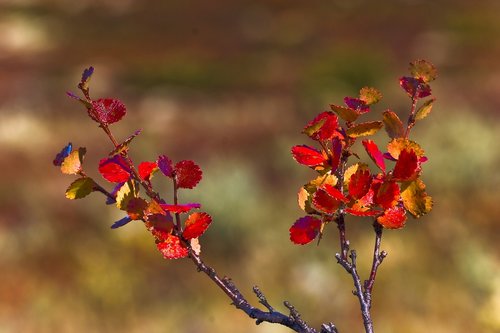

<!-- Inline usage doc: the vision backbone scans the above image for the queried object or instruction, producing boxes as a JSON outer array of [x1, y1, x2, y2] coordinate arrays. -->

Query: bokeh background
[[1, 1, 499, 332]]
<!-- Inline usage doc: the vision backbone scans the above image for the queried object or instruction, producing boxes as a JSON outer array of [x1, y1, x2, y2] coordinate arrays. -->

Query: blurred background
[[1, 1, 499, 332]]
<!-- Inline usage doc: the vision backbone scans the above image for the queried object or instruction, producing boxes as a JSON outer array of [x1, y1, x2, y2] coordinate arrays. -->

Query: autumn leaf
[[401, 178, 433, 217], [359, 87, 383, 105], [108, 129, 142, 157], [399, 77, 431, 98], [88, 98, 126, 124], [392, 149, 420, 181], [291, 145, 327, 167], [362, 140, 385, 172], [110, 216, 133, 229], [409, 59, 437, 83], [175, 160, 202, 189], [157, 234, 189, 259], [126, 197, 148, 220], [160, 203, 201, 214], [346, 121, 383, 138], [303, 111, 339, 141], [344, 97, 369, 113], [65, 177, 96, 199], [377, 206, 407, 229], [289, 216, 322, 245], [53, 142, 73, 166], [98, 155, 131, 183], [61, 147, 86, 175], [116, 180, 137, 210], [382, 110, 404, 139], [157, 155, 174, 178], [313, 187, 342, 214], [415, 98, 435, 121], [344, 163, 369, 187], [182, 212, 212, 239], [372, 180, 399, 210], [138, 161, 158, 181], [387, 138, 425, 160], [330, 104, 359, 122], [348, 169, 372, 199]]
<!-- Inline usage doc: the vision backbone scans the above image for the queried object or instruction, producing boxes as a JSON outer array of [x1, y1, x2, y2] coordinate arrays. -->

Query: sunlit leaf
[[382, 110, 404, 139], [98, 155, 131, 183], [65, 177, 95, 199], [291, 145, 327, 167], [322, 184, 349, 203], [346, 121, 383, 138], [329, 137, 342, 171], [53, 142, 72, 166], [289, 216, 322, 245], [399, 77, 431, 98], [415, 98, 435, 121], [116, 180, 137, 210], [160, 203, 201, 214], [373, 180, 399, 209], [157, 234, 189, 259], [303, 112, 339, 141], [111, 216, 132, 229], [175, 160, 202, 189], [348, 169, 372, 199], [401, 178, 433, 217], [89, 98, 126, 125], [138, 161, 158, 181], [157, 155, 174, 178], [344, 163, 369, 187], [392, 149, 420, 181], [183, 212, 212, 239], [387, 138, 425, 160], [409, 59, 437, 83], [345, 208, 380, 216], [309, 173, 338, 188], [313, 187, 341, 214], [347, 187, 376, 214], [344, 97, 369, 113], [126, 197, 148, 220], [377, 206, 407, 229], [330, 104, 359, 122], [362, 140, 385, 172], [61, 147, 86, 175], [145, 213, 174, 235], [359, 87, 382, 105]]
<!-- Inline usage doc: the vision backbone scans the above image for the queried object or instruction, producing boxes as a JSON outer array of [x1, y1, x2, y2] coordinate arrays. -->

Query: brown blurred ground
[[0, 1, 499, 332]]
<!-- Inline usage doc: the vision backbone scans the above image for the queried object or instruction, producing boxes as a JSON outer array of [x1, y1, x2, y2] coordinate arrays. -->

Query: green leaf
[[61, 147, 86, 175], [401, 178, 433, 217], [415, 98, 435, 121], [346, 121, 383, 138], [330, 104, 359, 122], [116, 180, 138, 210], [65, 177, 96, 199], [409, 60, 437, 83], [359, 87, 382, 105], [382, 110, 404, 138]]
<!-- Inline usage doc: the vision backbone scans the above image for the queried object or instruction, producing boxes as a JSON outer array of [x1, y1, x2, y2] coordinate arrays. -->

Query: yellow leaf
[[330, 104, 359, 122], [415, 98, 435, 121], [387, 138, 425, 159], [65, 177, 95, 200], [401, 178, 433, 218], [116, 180, 138, 210], [61, 147, 86, 175], [346, 121, 383, 138], [382, 110, 404, 138], [359, 87, 382, 105]]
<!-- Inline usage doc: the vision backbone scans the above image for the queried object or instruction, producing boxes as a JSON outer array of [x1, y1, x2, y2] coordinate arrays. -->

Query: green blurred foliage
[[0, 1, 499, 332]]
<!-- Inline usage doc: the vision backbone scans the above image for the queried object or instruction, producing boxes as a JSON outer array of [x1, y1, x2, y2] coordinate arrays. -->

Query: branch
[[189, 251, 337, 333], [363, 222, 387, 309]]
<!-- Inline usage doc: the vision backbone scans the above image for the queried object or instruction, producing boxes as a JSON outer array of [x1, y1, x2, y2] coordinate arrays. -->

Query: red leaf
[[157, 234, 189, 259], [392, 149, 420, 181], [291, 145, 327, 167], [348, 169, 372, 199], [98, 155, 131, 183], [377, 206, 407, 229], [145, 213, 174, 240], [138, 161, 157, 181], [344, 97, 369, 113], [289, 216, 322, 245], [89, 98, 126, 124], [160, 203, 201, 214], [373, 181, 400, 210], [183, 212, 212, 239], [399, 77, 431, 98], [322, 184, 349, 203], [362, 140, 386, 172], [157, 155, 174, 178], [175, 160, 202, 189], [303, 111, 339, 141], [345, 208, 380, 216], [312, 184, 347, 214]]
